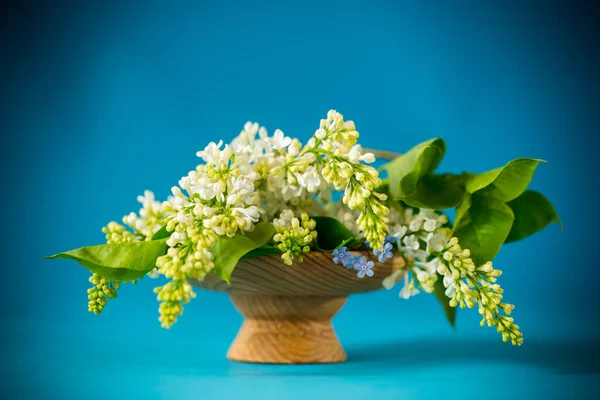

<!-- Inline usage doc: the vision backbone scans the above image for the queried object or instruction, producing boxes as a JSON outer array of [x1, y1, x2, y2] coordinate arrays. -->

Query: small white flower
[[409, 218, 423, 232], [166, 231, 185, 248], [403, 234, 420, 251], [315, 128, 326, 140], [147, 268, 160, 279], [390, 226, 408, 244], [415, 258, 440, 275], [342, 120, 355, 130], [359, 152, 376, 163], [413, 249, 429, 261], [244, 121, 259, 135], [423, 218, 437, 232], [258, 126, 268, 139], [196, 140, 224, 164], [273, 209, 295, 229], [288, 140, 302, 156], [426, 232, 446, 253], [415, 269, 430, 282], [298, 167, 322, 192], [443, 274, 456, 297], [348, 145, 363, 163], [382, 269, 403, 290], [399, 274, 420, 299], [124, 212, 137, 226], [232, 206, 261, 230], [270, 129, 292, 150]]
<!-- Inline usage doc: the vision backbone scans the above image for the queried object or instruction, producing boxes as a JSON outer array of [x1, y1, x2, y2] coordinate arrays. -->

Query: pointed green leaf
[[465, 158, 544, 202], [242, 244, 282, 258], [380, 138, 446, 199], [211, 222, 275, 283], [312, 216, 361, 251], [46, 239, 169, 281], [151, 226, 171, 240], [505, 190, 561, 243], [433, 274, 456, 327], [452, 194, 515, 265], [401, 173, 466, 210]]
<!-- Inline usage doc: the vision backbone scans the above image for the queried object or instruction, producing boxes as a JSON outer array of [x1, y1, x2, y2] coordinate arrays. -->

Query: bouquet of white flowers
[[48, 110, 560, 356]]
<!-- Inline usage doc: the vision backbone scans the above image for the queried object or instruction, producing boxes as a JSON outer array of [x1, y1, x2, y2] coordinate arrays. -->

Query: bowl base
[[227, 295, 348, 364]]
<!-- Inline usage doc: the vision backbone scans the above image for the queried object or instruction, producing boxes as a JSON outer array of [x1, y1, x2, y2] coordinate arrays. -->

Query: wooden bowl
[[189, 251, 405, 364]]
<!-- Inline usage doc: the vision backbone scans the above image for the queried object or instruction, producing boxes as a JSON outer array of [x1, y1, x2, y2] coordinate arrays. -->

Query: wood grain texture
[[227, 295, 348, 364], [189, 251, 405, 364], [190, 251, 405, 296]]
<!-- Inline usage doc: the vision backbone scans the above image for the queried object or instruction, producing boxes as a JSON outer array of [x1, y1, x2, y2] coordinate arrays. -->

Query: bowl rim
[[189, 250, 405, 297]]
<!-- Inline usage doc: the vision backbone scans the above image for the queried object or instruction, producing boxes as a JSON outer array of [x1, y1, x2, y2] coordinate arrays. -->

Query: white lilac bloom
[[415, 258, 440, 275], [108, 110, 393, 329], [443, 272, 456, 298], [382, 269, 403, 290], [399, 274, 420, 299], [120, 190, 170, 240], [402, 235, 420, 252], [426, 232, 446, 253], [269, 129, 293, 151], [409, 218, 423, 232], [387, 224, 408, 243], [88, 110, 525, 347], [196, 140, 224, 164], [298, 166, 322, 193]]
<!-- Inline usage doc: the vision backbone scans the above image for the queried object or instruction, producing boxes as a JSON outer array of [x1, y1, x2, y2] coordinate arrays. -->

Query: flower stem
[[362, 148, 402, 161]]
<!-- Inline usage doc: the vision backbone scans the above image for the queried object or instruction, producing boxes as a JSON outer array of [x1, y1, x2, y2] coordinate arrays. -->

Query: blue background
[[2, 0, 599, 399]]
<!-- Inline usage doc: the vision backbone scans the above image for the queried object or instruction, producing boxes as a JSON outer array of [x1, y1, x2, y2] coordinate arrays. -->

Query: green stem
[[362, 148, 402, 161]]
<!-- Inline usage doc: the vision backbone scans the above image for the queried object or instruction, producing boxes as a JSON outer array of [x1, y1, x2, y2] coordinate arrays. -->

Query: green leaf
[[46, 239, 169, 281], [433, 274, 456, 327], [151, 226, 171, 240], [452, 194, 515, 265], [401, 173, 466, 210], [242, 244, 282, 258], [380, 139, 464, 210], [465, 158, 544, 203], [312, 216, 361, 251], [211, 222, 275, 283], [505, 190, 562, 243], [380, 138, 446, 199]]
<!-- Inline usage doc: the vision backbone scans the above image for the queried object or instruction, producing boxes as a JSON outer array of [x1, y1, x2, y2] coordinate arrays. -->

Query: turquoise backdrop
[[2, 0, 599, 399]]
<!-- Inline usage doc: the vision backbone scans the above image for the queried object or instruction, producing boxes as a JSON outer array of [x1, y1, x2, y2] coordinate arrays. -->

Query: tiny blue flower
[[332, 247, 354, 268], [373, 242, 394, 263], [353, 256, 375, 278], [385, 235, 398, 244]]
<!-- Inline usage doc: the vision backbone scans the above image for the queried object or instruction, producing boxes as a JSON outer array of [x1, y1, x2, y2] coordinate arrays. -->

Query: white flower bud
[[359, 153, 376, 163]]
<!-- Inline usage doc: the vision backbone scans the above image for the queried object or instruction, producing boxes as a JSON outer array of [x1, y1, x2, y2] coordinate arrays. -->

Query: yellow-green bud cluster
[[408, 262, 437, 294], [153, 279, 196, 328], [87, 274, 119, 314], [155, 208, 219, 328], [154, 146, 261, 328], [273, 212, 317, 265], [437, 237, 523, 346], [310, 111, 389, 250], [95, 191, 172, 318], [102, 221, 134, 244]]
